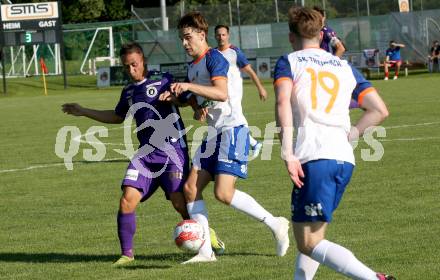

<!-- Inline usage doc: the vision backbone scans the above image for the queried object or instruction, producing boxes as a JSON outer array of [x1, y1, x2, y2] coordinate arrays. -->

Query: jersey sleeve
[[323, 26, 338, 43], [233, 47, 250, 68], [385, 49, 391, 57], [206, 50, 229, 81], [161, 71, 191, 103], [178, 91, 193, 103], [162, 72, 174, 94], [162, 72, 174, 85], [273, 55, 293, 85], [114, 90, 129, 118], [350, 65, 375, 106], [324, 27, 337, 44]]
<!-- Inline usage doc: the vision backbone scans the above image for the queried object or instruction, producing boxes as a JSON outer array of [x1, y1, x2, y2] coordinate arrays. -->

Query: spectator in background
[[384, 41, 405, 80], [313, 6, 346, 57], [428, 40, 440, 73]]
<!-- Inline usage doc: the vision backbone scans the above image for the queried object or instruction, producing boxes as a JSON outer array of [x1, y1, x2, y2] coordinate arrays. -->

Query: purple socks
[[117, 212, 136, 257]]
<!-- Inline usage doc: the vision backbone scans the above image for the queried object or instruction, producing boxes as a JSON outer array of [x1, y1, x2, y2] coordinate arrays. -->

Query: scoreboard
[[0, 1, 67, 93], [0, 2, 61, 46]]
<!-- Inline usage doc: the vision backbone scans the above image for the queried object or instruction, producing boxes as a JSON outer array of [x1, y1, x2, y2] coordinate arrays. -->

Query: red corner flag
[[39, 57, 48, 96], [39, 57, 48, 74]]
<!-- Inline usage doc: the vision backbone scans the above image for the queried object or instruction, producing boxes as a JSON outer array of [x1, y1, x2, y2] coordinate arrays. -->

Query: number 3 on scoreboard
[[306, 68, 340, 113]]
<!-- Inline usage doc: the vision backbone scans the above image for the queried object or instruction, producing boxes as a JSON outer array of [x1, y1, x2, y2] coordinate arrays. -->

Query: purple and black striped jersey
[[320, 25, 339, 54], [115, 71, 187, 162]]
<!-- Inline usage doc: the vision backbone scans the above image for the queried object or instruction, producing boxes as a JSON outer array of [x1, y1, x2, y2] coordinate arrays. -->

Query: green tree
[[62, 0, 106, 23], [102, 0, 129, 21]]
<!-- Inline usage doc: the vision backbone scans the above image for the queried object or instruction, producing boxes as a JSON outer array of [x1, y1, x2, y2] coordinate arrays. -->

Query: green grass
[[0, 73, 439, 279]]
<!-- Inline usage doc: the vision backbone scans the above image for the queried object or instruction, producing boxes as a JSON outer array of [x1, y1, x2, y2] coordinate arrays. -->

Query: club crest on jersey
[[146, 86, 158, 98]]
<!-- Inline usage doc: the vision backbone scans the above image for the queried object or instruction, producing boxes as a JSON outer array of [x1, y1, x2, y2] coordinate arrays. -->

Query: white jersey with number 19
[[274, 48, 375, 165]]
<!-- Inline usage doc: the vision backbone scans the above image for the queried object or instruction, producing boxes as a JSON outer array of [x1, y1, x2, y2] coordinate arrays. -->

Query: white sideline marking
[[384, 121, 440, 129], [0, 157, 127, 174], [266, 136, 440, 145]]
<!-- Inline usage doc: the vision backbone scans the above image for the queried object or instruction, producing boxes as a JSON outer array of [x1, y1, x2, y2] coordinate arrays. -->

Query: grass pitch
[[0, 73, 439, 279]]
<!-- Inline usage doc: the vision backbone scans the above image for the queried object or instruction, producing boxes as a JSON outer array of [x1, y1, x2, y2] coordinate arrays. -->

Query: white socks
[[230, 189, 279, 232], [310, 240, 377, 280], [294, 253, 320, 280], [249, 135, 258, 147], [187, 200, 212, 257]]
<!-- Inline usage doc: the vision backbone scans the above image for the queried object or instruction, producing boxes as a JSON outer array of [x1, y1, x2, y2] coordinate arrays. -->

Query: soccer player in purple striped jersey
[[312, 6, 361, 110], [214, 24, 266, 157], [313, 6, 345, 58], [62, 42, 223, 266], [275, 6, 394, 280], [168, 12, 290, 264]]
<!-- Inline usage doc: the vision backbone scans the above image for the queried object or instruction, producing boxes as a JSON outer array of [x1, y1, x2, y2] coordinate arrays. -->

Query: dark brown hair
[[177, 11, 209, 36], [312, 6, 325, 17], [215, 24, 229, 34], [119, 42, 144, 59]]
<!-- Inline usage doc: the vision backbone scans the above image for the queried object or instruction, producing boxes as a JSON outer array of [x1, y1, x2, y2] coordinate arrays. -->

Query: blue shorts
[[192, 125, 250, 179], [291, 159, 354, 223], [121, 152, 189, 202]]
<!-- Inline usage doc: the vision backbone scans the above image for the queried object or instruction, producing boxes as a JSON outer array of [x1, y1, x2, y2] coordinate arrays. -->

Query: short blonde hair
[[288, 6, 323, 39]]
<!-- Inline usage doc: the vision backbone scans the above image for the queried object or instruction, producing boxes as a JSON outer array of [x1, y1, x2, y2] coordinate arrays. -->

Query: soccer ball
[[173, 219, 206, 252]]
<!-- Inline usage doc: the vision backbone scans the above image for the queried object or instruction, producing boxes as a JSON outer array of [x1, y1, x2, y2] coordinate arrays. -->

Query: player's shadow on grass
[[0, 252, 184, 264], [120, 264, 172, 270], [223, 252, 274, 257]]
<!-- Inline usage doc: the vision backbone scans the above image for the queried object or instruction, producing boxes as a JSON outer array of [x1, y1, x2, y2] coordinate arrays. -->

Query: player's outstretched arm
[[348, 90, 389, 141], [170, 78, 228, 102], [392, 42, 405, 48], [275, 79, 304, 188], [62, 103, 124, 124], [241, 65, 268, 101]]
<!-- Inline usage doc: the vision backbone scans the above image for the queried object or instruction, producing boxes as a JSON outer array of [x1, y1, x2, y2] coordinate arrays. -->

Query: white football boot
[[272, 217, 290, 256], [181, 252, 217, 264]]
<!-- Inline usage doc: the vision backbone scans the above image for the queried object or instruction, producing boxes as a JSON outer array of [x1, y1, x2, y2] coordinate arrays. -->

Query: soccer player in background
[[428, 40, 440, 73], [313, 6, 345, 58], [384, 40, 405, 80], [61, 42, 224, 266], [314, 6, 359, 109], [214, 24, 267, 157], [274, 6, 394, 280], [169, 11, 290, 263]]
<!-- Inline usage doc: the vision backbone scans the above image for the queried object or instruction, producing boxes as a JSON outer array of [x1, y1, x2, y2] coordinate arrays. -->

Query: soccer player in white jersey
[[169, 11, 290, 263], [214, 24, 267, 157], [274, 6, 394, 280]]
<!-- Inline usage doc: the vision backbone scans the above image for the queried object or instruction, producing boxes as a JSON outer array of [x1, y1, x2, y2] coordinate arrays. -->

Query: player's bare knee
[[119, 195, 136, 213], [296, 242, 315, 256], [183, 182, 196, 200], [214, 188, 233, 205]]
